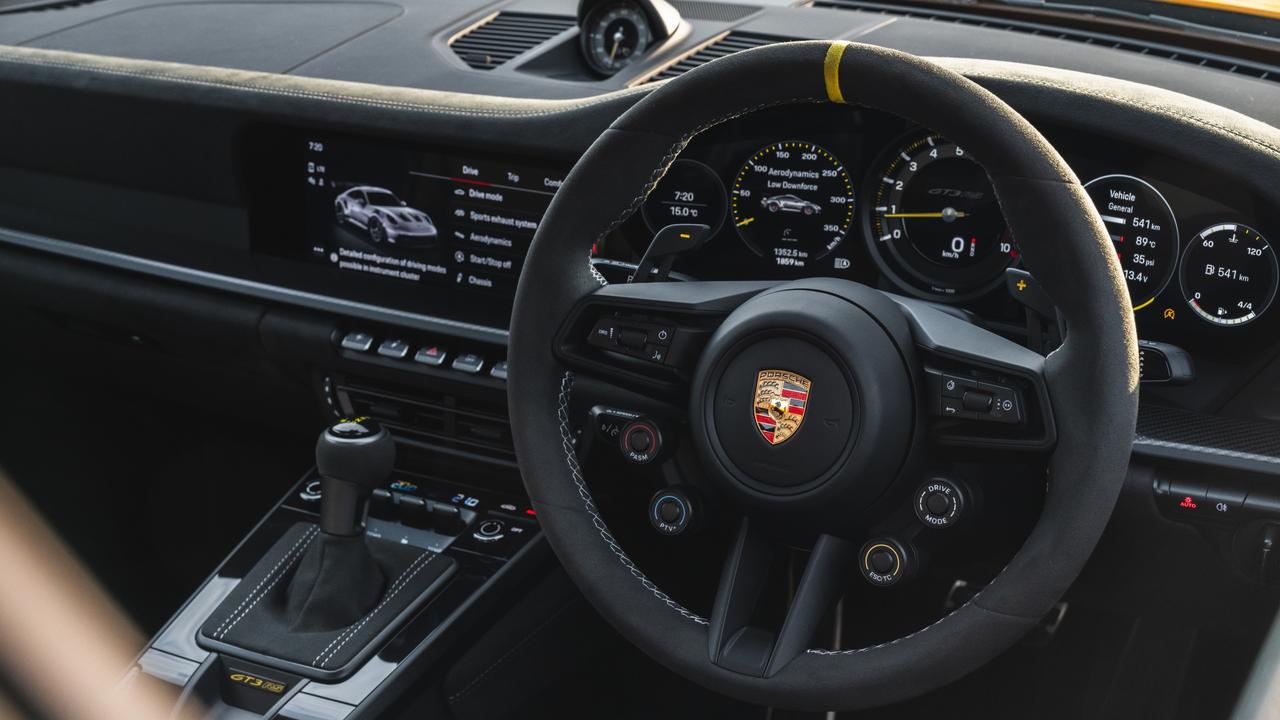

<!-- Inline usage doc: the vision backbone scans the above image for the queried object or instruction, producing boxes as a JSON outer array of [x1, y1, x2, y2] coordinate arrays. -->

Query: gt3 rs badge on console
[[753, 370, 811, 445]]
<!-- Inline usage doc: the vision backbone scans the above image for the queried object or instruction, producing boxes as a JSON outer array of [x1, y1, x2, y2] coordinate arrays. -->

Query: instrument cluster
[[604, 103, 1279, 346]]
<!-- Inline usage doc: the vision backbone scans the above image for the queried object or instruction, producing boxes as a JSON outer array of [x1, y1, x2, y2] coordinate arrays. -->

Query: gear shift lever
[[315, 417, 395, 536]]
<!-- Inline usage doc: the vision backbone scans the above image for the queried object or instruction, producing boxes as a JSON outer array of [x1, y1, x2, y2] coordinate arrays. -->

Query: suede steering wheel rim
[[508, 41, 1139, 711]]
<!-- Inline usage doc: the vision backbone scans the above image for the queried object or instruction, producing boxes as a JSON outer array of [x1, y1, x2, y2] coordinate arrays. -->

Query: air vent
[[669, 0, 761, 22], [815, 1, 1279, 84], [449, 12, 576, 71], [643, 32, 789, 83], [332, 375, 515, 462]]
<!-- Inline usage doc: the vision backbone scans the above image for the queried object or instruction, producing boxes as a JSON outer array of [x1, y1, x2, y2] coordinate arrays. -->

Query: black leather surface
[[509, 40, 1138, 709], [198, 522, 455, 680]]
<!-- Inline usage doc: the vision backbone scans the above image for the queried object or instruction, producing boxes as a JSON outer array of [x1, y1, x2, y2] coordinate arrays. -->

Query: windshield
[[364, 191, 401, 206]]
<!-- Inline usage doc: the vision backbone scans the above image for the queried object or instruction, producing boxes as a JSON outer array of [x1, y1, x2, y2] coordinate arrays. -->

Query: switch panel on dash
[[929, 370, 1024, 424], [589, 318, 675, 365]]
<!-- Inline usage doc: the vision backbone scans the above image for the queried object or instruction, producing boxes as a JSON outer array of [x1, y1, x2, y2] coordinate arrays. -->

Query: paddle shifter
[[315, 417, 395, 536]]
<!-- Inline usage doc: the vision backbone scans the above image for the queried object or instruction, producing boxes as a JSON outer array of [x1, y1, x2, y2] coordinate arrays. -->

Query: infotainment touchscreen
[[249, 128, 568, 329]]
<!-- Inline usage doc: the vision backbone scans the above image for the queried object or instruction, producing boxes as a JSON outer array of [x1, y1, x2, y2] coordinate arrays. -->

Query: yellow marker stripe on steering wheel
[[824, 43, 847, 104]]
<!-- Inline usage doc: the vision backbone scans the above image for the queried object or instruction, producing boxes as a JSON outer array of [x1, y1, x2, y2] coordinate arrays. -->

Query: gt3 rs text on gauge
[[731, 141, 855, 269], [867, 133, 1014, 300]]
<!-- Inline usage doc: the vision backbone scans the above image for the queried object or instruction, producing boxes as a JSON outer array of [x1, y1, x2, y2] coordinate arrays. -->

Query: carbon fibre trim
[[1134, 404, 1280, 474]]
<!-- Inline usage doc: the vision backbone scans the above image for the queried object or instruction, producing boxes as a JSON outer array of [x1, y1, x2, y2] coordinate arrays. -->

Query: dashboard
[[241, 103, 1280, 359], [599, 104, 1280, 356]]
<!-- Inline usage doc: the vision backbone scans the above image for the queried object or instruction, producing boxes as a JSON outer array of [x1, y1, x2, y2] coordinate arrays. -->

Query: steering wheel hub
[[693, 284, 914, 510]]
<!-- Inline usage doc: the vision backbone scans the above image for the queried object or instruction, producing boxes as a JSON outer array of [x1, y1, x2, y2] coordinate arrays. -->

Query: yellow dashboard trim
[[824, 43, 847, 104], [1155, 0, 1280, 21]]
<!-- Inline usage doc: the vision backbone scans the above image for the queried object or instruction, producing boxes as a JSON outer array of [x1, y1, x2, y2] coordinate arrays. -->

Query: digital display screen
[[250, 130, 567, 328]]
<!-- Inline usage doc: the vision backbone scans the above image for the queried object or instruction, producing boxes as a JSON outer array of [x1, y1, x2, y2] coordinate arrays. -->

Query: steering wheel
[[508, 41, 1138, 711]]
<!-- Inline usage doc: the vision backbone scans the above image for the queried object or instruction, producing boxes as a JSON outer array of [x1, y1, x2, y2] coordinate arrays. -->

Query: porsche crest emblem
[[753, 370, 812, 445]]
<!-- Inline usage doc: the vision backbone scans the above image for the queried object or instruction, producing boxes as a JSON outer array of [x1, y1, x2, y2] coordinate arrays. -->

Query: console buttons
[[473, 519, 506, 543], [452, 353, 485, 374], [377, 339, 411, 359], [370, 488, 395, 518], [648, 490, 693, 536], [978, 382, 1022, 423], [859, 538, 912, 587], [1206, 486, 1247, 519], [340, 331, 374, 353], [928, 370, 1023, 423], [589, 319, 622, 347], [414, 346, 447, 366], [489, 361, 508, 381], [620, 420, 661, 464], [590, 406, 641, 442], [914, 479, 965, 529], [941, 396, 964, 418], [961, 390, 993, 413], [587, 319, 676, 365], [618, 329, 647, 350], [941, 374, 974, 398], [1165, 480, 1209, 516]]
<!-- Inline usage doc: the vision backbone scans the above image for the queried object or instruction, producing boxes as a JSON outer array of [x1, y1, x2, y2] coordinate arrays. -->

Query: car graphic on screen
[[334, 186, 437, 248], [761, 193, 822, 215]]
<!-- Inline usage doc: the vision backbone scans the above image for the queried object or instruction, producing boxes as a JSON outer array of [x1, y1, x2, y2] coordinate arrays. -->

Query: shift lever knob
[[315, 417, 395, 536]]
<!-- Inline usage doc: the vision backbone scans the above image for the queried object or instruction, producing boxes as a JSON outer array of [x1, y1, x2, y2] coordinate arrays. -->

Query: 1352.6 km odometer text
[[731, 141, 855, 269], [1180, 223, 1278, 326]]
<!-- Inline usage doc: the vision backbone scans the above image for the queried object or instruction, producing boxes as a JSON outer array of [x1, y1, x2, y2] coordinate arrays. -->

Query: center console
[[130, 428, 542, 719]]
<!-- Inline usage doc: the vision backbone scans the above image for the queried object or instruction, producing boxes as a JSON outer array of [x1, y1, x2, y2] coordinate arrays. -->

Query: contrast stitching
[[216, 525, 319, 639], [310, 550, 429, 665], [558, 372, 708, 625], [316, 551, 435, 668], [0, 54, 651, 119], [446, 601, 577, 703], [558, 99, 818, 627]]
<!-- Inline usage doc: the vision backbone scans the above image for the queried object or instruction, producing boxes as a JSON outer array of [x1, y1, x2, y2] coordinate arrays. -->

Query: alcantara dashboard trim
[[0, 225, 510, 343]]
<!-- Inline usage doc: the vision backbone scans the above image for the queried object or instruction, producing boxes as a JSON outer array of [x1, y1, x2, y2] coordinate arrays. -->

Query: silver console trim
[[137, 648, 201, 687], [0, 226, 510, 343]]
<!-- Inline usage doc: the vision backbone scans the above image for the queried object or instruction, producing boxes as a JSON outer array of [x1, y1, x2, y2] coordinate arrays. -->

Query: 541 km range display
[[731, 141, 856, 269]]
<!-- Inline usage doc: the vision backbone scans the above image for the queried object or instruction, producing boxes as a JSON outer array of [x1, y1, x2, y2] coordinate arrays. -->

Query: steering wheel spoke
[[709, 518, 855, 678], [892, 297, 1057, 450], [553, 280, 778, 396]]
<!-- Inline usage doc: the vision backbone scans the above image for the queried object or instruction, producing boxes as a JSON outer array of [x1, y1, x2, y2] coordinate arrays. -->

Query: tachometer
[[1083, 174, 1179, 311], [866, 133, 1014, 299], [730, 141, 855, 269], [1180, 223, 1277, 326]]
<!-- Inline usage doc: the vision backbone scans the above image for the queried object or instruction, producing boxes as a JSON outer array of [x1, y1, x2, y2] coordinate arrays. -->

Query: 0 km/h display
[[1083, 174, 1179, 311], [731, 141, 856, 269], [1180, 223, 1278, 326], [867, 133, 1015, 299]]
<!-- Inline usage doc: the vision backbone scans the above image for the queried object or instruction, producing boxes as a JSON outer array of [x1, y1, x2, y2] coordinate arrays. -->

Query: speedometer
[[730, 141, 855, 269], [866, 133, 1014, 299]]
